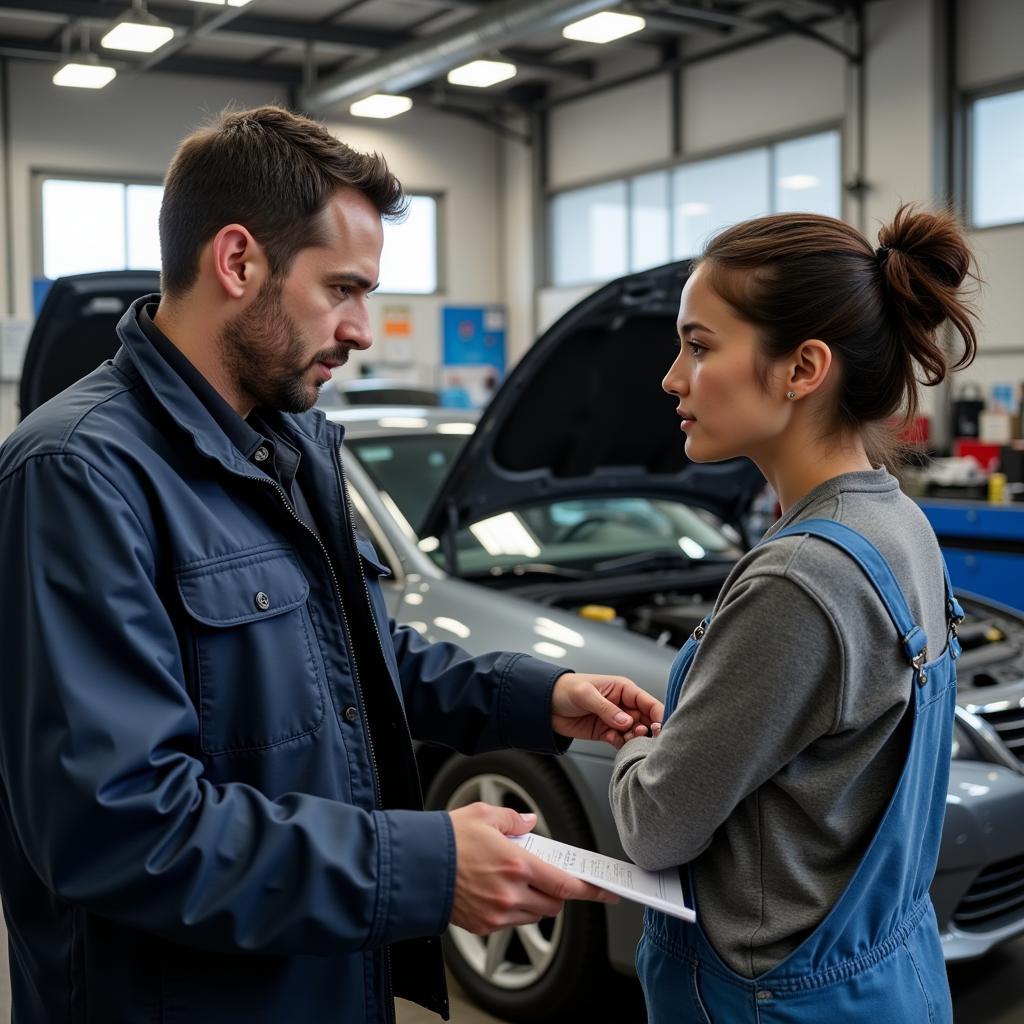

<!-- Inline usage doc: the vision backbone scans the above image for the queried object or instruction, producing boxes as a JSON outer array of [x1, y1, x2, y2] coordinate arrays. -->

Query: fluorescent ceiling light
[[350, 94, 413, 119], [778, 174, 820, 191], [101, 9, 174, 53], [562, 11, 646, 44], [447, 59, 517, 88], [53, 58, 117, 89]]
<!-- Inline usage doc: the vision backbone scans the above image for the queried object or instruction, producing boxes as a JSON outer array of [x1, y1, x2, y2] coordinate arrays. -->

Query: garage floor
[[398, 938, 1024, 1024]]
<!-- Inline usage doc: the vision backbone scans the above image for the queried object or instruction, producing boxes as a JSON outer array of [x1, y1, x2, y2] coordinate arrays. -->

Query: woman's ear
[[786, 339, 833, 400]]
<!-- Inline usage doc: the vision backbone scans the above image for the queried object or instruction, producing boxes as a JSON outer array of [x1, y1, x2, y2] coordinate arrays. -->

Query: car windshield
[[347, 432, 743, 576]]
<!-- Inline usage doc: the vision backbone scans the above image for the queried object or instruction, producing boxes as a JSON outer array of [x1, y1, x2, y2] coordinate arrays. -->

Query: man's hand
[[448, 803, 617, 934], [551, 673, 664, 749]]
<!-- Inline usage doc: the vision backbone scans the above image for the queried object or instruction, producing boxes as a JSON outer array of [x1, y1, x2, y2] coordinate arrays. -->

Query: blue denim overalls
[[637, 519, 962, 1023]]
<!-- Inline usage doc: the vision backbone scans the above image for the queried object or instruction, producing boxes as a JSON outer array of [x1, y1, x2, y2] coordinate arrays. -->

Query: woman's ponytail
[[699, 204, 979, 467], [875, 203, 978, 391]]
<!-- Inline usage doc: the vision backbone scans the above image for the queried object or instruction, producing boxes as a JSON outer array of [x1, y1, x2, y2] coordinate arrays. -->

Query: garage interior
[[0, 0, 1023, 1021]]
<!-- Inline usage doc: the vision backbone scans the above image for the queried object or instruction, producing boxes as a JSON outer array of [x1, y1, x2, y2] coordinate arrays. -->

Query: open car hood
[[419, 261, 766, 544], [19, 270, 160, 419]]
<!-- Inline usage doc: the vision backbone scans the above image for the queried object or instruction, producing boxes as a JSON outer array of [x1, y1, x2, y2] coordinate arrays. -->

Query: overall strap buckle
[[909, 647, 929, 685]]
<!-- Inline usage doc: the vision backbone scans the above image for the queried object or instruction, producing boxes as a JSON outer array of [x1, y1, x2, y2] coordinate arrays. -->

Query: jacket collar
[[113, 295, 344, 475]]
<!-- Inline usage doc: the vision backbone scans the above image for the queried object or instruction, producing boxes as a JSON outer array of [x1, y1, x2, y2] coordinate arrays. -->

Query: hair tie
[[875, 244, 892, 265]]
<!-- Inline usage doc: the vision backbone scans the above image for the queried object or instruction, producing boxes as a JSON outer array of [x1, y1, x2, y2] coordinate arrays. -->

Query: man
[[0, 107, 662, 1023]]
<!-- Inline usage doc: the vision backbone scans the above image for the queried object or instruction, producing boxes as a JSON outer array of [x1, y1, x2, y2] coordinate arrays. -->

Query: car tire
[[426, 751, 608, 1024]]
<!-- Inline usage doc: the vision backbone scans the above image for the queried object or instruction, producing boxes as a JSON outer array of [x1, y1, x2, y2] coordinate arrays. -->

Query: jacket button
[[344, 706, 359, 723], [254, 591, 271, 611], [253, 446, 270, 463]]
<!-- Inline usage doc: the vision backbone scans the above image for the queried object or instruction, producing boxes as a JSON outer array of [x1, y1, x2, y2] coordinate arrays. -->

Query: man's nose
[[339, 305, 373, 350]]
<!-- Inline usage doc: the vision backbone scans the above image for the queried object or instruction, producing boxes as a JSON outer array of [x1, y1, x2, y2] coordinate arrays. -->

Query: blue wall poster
[[441, 305, 506, 409]]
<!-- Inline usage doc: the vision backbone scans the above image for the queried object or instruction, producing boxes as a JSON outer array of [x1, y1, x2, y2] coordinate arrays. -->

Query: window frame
[[32, 169, 166, 282], [963, 76, 1024, 232], [378, 189, 445, 296], [545, 121, 845, 287], [33, 171, 445, 295]]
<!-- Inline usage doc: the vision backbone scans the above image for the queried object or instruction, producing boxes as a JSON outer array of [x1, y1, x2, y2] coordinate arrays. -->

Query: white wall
[[958, 0, 1024, 403], [526, 0, 1024, 441]]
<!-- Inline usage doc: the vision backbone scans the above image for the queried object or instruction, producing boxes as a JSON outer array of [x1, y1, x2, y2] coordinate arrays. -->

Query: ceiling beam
[[0, 35, 302, 84], [0, 2, 410, 54], [301, 0, 612, 111]]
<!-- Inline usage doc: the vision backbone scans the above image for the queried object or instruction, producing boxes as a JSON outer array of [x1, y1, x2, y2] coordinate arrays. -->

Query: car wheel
[[426, 751, 608, 1024]]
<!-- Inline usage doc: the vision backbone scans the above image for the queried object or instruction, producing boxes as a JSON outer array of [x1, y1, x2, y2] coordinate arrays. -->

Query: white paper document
[[510, 833, 695, 922]]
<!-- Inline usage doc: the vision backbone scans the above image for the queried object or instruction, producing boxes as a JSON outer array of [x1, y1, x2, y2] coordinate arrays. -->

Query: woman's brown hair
[[698, 204, 978, 467]]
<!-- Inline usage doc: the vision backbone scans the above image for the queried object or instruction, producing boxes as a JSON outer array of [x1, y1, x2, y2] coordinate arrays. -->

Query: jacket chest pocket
[[177, 547, 326, 756]]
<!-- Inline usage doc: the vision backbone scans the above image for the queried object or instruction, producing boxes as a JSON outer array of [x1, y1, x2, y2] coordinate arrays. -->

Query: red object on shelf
[[898, 416, 931, 446], [953, 439, 1002, 472]]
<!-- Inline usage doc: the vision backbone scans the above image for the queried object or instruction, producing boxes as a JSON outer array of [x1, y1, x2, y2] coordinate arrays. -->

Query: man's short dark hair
[[159, 105, 407, 298]]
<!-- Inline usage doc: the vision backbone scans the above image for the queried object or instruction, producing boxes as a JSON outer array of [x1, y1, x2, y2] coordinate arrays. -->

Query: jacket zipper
[[247, 446, 425, 1024]]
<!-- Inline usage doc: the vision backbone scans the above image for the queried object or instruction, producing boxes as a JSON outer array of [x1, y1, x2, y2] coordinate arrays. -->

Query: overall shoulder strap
[[767, 518, 927, 666]]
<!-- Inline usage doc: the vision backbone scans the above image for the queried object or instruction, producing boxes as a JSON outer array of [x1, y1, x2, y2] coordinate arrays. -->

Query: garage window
[[379, 193, 440, 294], [969, 87, 1024, 229], [549, 128, 841, 287], [39, 178, 440, 294], [40, 177, 163, 280]]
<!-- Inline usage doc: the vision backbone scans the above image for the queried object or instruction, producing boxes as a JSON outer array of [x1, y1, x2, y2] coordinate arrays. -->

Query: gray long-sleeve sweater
[[610, 468, 951, 978]]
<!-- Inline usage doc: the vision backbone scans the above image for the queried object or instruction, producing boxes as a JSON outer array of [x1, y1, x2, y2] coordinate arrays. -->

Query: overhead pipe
[[300, 0, 612, 112]]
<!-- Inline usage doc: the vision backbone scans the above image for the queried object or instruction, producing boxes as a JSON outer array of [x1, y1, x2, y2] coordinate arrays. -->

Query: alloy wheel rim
[[445, 772, 564, 991]]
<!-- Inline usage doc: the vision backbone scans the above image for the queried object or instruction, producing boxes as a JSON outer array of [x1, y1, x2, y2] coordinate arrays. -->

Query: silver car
[[325, 262, 1024, 1023]]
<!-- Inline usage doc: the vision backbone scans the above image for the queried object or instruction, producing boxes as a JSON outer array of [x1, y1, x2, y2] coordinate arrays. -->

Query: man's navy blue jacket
[[0, 298, 568, 1022]]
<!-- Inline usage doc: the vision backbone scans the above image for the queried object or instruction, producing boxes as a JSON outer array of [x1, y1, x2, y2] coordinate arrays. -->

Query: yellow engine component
[[578, 604, 617, 622]]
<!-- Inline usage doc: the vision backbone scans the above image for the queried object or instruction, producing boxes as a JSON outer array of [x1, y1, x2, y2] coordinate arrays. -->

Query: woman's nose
[[662, 358, 686, 397]]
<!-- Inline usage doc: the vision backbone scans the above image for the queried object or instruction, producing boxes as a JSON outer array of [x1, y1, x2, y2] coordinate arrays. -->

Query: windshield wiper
[[470, 562, 591, 581], [591, 551, 695, 576]]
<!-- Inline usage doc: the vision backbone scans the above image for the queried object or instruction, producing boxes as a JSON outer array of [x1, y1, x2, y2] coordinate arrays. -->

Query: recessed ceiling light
[[778, 174, 820, 190], [350, 94, 413, 119], [101, 6, 175, 53], [562, 11, 646, 44], [53, 56, 117, 89], [447, 59, 517, 88]]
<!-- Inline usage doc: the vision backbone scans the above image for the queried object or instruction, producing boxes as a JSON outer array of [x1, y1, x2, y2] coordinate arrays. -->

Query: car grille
[[973, 705, 1024, 766], [952, 852, 1024, 932]]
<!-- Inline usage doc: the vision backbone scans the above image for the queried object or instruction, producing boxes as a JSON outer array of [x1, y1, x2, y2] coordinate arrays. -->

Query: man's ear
[[785, 339, 833, 400], [209, 224, 268, 300]]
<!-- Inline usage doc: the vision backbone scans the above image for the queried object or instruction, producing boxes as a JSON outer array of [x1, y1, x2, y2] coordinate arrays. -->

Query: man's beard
[[218, 279, 344, 414]]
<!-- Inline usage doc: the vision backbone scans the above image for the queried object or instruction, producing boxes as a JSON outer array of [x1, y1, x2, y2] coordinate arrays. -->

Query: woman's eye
[[687, 341, 705, 357]]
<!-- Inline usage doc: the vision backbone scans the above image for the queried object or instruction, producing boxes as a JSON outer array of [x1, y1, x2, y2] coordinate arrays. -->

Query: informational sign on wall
[[441, 305, 506, 409], [380, 303, 414, 365]]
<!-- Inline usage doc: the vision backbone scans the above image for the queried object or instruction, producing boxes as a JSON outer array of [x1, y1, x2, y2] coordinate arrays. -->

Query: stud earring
[[786, 391, 797, 400]]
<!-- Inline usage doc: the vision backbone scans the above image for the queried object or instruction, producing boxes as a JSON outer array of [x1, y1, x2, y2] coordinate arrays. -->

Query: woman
[[610, 205, 977, 1023]]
